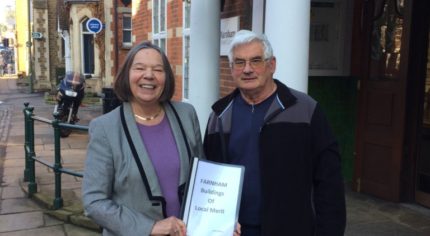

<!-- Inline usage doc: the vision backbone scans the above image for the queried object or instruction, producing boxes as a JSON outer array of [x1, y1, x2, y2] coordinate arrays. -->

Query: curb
[[19, 178, 101, 233]]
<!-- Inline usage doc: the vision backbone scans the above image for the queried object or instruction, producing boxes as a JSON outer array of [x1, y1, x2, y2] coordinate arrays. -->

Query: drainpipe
[[27, 0, 33, 93]]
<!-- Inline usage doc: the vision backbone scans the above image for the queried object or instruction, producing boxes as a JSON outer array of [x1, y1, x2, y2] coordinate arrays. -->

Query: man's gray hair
[[228, 30, 274, 63]]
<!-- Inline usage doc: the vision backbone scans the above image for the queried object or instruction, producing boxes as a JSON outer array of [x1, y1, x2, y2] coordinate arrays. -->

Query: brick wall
[[219, 0, 252, 97], [133, 0, 184, 101], [48, 0, 63, 89], [133, 2, 150, 44], [167, 0, 183, 100], [110, 0, 132, 79], [130, 0, 252, 99]]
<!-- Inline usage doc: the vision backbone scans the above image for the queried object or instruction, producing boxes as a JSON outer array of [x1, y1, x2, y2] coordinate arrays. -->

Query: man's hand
[[234, 222, 241, 236]]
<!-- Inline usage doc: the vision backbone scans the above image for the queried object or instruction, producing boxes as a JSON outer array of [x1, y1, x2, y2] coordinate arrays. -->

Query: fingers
[[171, 219, 186, 235], [151, 216, 186, 236], [234, 222, 241, 236]]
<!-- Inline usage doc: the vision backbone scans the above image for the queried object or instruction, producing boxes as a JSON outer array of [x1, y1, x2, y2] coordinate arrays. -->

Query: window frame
[[122, 13, 132, 48], [182, 0, 191, 100], [152, 0, 167, 52]]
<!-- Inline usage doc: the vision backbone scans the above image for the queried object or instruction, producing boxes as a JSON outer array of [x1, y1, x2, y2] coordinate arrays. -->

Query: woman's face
[[129, 48, 166, 106]]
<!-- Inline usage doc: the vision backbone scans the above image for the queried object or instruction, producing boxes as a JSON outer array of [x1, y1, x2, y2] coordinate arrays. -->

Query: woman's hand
[[234, 222, 241, 236], [150, 216, 186, 236]]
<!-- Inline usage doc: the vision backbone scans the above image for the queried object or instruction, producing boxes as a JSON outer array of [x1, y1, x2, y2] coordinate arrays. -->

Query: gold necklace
[[134, 109, 162, 121]]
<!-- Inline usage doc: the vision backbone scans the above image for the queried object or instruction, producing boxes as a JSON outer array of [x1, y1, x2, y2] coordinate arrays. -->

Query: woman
[[82, 42, 204, 236]]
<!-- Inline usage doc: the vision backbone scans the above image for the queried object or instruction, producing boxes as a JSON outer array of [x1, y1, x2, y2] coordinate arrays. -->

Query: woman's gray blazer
[[82, 101, 204, 236]]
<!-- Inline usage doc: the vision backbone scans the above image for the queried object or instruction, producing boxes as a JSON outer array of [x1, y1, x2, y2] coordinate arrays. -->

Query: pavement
[[0, 78, 101, 235], [1, 77, 430, 235]]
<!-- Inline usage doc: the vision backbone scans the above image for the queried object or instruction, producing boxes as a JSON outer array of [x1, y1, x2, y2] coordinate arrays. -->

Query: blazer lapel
[[164, 103, 191, 187]]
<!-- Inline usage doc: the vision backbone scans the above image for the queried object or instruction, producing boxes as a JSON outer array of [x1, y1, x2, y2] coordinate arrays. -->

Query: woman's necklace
[[134, 108, 162, 121]]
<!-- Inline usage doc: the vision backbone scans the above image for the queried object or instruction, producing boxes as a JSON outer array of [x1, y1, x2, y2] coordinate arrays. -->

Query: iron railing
[[23, 102, 89, 209]]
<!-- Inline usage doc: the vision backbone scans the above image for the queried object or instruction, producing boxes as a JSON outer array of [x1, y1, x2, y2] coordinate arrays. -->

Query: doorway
[[416, 30, 430, 208], [81, 19, 94, 75], [353, 0, 408, 201]]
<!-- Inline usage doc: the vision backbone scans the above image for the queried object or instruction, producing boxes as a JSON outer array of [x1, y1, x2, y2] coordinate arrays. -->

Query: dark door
[[82, 19, 94, 75], [416, 29, 430, 208], [83, 34, 94, 74], [354, 0, 411, 201]]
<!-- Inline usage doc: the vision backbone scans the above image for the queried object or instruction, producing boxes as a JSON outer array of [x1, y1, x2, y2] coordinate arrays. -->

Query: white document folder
[[181, 157, 245, 236]]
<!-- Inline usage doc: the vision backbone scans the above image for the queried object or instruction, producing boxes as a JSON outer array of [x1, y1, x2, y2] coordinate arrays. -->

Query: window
[[152, 0, 167, 51], [61, 37, 65, 61], [123, 14, 132, 47], [182, 0, 191, 99]]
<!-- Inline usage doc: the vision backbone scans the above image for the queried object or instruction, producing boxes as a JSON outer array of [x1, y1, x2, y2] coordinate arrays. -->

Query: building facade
[[16, 0, 430, 208], [130, 0, 430, 209]]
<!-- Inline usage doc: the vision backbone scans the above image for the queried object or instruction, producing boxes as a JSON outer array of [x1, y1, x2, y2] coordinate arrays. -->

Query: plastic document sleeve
[[181, 157, 245, 236]]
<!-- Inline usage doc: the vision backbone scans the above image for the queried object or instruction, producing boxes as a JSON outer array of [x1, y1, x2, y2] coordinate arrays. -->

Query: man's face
[[230, 41, 276, 96]]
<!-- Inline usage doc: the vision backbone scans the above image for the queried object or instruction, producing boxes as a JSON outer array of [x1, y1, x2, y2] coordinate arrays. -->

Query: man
[[204, 30, 346, 236]]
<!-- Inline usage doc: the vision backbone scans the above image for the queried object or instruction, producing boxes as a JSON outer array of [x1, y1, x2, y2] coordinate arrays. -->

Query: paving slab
[[0, 211, 44, 233], [1, 186, 26, 199], [0, 225, 66, 236], [0, 198, 41, 214]]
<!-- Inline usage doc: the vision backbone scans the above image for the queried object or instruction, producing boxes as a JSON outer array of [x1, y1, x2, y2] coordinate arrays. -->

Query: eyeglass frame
[[230, 56, 272, 70]]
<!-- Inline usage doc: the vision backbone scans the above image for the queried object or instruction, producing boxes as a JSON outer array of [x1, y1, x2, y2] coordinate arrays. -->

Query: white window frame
[[182, 0, 191, 100], [152, 0, 167, 52], [122, 14, 132, 48]]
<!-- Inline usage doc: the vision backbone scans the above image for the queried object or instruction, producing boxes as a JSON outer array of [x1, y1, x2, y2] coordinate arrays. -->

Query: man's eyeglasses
[[231, 57, 269, 70]]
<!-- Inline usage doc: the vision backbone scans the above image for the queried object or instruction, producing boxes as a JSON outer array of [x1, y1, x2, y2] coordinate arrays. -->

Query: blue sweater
[[229, 93, 275, 226]]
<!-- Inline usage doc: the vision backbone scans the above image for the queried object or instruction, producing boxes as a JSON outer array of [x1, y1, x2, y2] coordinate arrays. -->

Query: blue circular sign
[[86, 18, 103, 34]]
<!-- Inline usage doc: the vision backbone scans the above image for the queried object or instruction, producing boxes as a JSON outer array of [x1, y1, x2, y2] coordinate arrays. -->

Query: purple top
[[137, 116, 181, 217]]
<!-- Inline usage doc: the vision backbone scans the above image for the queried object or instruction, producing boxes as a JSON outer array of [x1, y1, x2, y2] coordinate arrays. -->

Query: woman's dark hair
[[113, 41, 175, 102]]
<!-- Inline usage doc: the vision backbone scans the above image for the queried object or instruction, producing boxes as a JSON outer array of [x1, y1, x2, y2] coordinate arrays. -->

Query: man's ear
[[269, 56, 276, 73]]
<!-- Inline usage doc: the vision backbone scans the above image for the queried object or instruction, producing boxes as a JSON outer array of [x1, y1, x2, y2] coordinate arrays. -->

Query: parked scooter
[[54, 72, 85, 137]]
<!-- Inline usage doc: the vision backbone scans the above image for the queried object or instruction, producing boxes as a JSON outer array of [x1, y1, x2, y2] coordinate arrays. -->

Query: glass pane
[[183, 35, 190, 99], [161, 0, 166, 32], [123, 16, 131, 29], [160, 38, 166, 52], [123, 31, 132, 43], [82, 19, 89, 32], [369, 0, 404, 80], [184, 1, 191, 29], [153, 0, 159, 33], [397, 0, 405, 14]]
